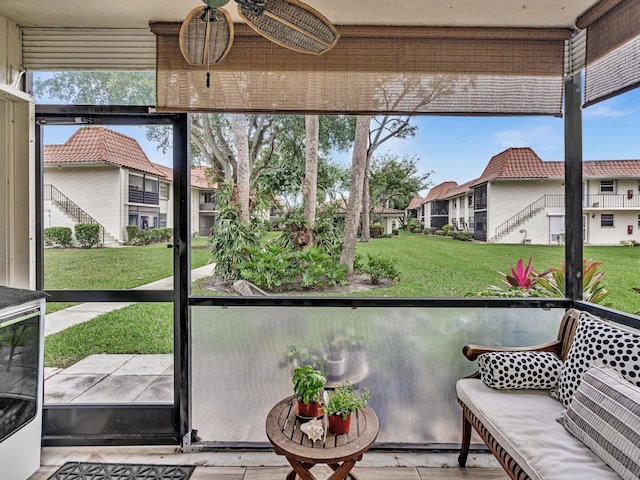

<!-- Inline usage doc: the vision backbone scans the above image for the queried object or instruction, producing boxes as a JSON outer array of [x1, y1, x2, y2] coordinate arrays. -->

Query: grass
[[45, 303, 173, 368], [44, 232, 640, 368], [44, 237, 211, 313]]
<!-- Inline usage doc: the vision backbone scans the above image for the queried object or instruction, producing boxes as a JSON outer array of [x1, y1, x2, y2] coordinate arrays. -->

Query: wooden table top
[[265, 396, 379, 464]]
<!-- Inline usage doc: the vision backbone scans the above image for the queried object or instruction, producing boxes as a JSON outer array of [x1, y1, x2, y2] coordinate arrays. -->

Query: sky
[[39, 84, 640, 197]]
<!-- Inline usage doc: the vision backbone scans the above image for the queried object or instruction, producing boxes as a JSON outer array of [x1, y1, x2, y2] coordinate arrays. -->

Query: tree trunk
[[340, 115, 371, 275], [360, 153, 372, 242], [230, 114, 251, 224], [303, 115, 319, 248]]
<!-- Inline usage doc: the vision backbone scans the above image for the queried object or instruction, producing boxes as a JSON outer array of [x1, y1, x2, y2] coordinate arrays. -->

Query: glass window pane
[[191, 306, 562, 445]]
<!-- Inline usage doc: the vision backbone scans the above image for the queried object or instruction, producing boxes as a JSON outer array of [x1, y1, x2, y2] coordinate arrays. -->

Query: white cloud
[[582, 103, 637, 118], [493, 124, 562, 153]]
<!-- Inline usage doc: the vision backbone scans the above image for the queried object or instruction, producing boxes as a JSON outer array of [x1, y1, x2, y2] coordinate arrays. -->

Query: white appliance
[[0, 287, 46, 480]]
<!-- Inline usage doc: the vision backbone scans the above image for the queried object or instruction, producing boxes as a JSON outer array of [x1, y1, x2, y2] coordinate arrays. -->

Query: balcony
[[129, 186, 159, 205], [583, 193, 640, 209], [199, 202, 217, 211]]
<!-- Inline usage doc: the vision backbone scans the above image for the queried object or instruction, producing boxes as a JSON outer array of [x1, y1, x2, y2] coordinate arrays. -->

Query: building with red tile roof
[[419, 147, 640, 245], [43, 127, 220, 244]]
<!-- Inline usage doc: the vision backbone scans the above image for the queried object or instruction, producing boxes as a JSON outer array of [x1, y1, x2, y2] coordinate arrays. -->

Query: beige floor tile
[[190, 466, 246, 480], [417, 467, 509, 479]]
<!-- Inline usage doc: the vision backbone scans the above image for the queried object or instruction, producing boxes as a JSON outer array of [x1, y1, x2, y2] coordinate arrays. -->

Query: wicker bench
[[456, 308, 640, 480]]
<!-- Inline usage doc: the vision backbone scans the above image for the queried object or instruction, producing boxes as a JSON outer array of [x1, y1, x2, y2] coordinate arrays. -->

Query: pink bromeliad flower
[[503, 257, 536, 291]]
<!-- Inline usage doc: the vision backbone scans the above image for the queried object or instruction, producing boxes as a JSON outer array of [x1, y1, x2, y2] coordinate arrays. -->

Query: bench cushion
[[561, 364, 640, 480], [457, 378, 621, 480], [478, 351, 563, 390], [556, 312, 640, 407]]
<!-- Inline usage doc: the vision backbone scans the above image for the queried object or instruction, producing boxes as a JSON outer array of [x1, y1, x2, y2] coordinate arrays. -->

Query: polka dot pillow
[[555, 311, 640, 407], [477, 351, 563, 390]]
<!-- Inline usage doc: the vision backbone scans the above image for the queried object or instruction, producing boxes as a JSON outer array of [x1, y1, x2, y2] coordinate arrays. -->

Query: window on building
[[129, 174, 143, 191], [600, 180, 615, 193], [638, 214, 640, 227], [601, 213, 614, 227], [159, 213, 167, 228], [145, 177, 159, 193], [453, 199, 457, 208], [468, 195, 473, 207], [160, 183, 168, 199]]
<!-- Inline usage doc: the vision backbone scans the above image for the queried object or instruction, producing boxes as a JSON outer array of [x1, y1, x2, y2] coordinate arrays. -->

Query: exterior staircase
[[494, 194, 564, 240], [44, 184, 110, 245]]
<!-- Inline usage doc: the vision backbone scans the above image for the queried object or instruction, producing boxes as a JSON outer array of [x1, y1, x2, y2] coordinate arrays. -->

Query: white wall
[[586, 211, 640, 245], [0, 15, 21, 88], [0, 86, 35, 288], [45, 165, 123, 242], [488, 179, 564, 242]]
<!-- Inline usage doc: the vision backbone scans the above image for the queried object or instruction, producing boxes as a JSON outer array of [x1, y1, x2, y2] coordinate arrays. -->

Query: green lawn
[[44, 232, 640, 368], [352, 232, 640, 314]]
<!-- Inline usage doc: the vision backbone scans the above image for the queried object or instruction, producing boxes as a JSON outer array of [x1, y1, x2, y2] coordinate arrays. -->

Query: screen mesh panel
[[153, 24, 570, 115], [579, 0, 640, 106]]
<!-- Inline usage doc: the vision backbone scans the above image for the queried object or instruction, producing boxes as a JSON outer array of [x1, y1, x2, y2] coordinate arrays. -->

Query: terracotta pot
[[328, 413, 351, 434], [297, 400, 320, 418]]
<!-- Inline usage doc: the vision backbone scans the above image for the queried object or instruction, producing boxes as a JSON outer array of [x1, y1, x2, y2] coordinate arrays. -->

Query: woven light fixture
[[179, 1, 234, 66], [237, 0, 339, 55]]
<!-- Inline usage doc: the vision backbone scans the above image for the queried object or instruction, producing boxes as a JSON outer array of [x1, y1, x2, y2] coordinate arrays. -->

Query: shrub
[[74, 223, 100, 248], [149, 228, 166, 243], [209, 184, 262, 280], [126, 225, 140, 243], [620, 240, 640, 247], [163, 228, 173, 241], [392, 228, 399, 236], [536, 259, 611, 305], [407, 218, 421, 232], [240, 245, 347, 291], [423, 227, 436, 235], [450, 231, 473, 241], [364, 253, 400, 285], [434, 229, 446, 236], [383, 233, 393, 238], [44, 226, 72, 247], [130, 229, 151, 246], [369, 224, 384, 238]]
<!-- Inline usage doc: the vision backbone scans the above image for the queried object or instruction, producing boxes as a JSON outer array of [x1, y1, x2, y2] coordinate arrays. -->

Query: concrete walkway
[[43, 265, 213, 403], [45, 264, 214, 336]]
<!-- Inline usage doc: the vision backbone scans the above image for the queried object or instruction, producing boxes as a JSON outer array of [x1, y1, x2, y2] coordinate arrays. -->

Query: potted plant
[[292, 365, 326, 418], [324, 381, 371, 434]]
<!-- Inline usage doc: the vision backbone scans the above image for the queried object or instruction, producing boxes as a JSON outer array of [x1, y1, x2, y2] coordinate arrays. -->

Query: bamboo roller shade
[[152, 23, 571, 115]]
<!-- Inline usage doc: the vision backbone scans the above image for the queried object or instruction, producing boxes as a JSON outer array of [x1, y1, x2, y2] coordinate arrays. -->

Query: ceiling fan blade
[[236, 0, 340, 55], [179, 6, 234, 66]]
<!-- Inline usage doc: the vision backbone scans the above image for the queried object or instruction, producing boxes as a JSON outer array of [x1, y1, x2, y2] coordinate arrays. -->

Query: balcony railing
[[583, 193, 640, 209], [199, 202, 217, 211], [129, 187, 159, 205]]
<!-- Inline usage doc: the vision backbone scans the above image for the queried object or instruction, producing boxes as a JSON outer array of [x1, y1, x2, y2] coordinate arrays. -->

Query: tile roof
[[190, 165, 217, 189], [44, 127, 164, 177], [406, 196, 423, 210], [583, 160, 640, 177], [442, 180, 475, 199], [423, 181, 458, 202], [471, 147, 564, 186], [152, 163, 173, 181]]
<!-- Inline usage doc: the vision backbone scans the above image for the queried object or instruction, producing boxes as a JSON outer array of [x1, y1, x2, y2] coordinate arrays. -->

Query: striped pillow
[[561, 364, 640, 480]]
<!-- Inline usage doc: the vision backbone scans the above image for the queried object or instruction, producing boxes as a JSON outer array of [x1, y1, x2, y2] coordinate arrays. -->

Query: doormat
[[47, 461, 195, 480]]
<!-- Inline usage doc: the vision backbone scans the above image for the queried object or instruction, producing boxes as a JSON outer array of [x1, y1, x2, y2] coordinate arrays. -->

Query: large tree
[[369, 153, 432, 211], [340, 116, 371, 275], [303, 115, 319, 247]]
